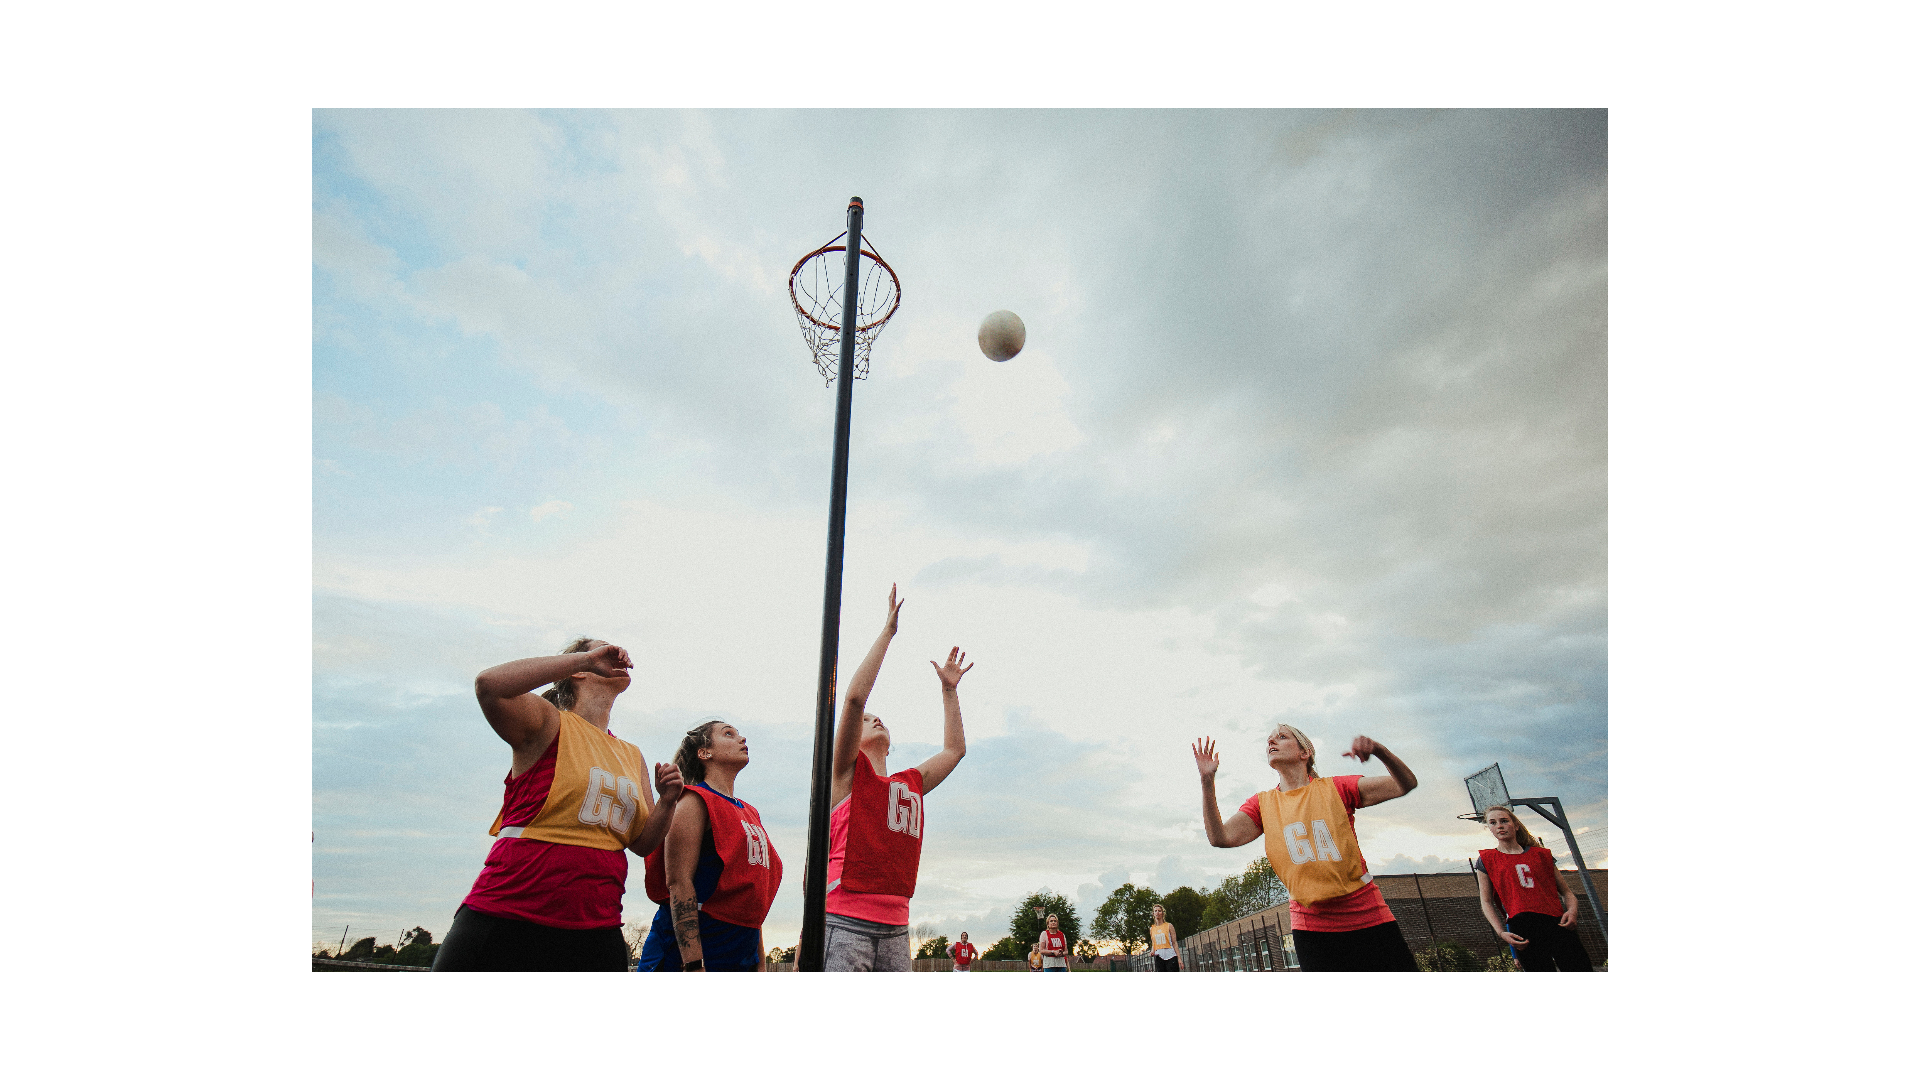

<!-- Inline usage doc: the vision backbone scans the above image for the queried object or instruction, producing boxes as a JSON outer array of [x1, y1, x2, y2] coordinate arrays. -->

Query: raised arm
[[624, 761, 685, 858], [1477, 867, 1527, 947], [1345, 736, 1418, 807], [1193, 738, 1263, 848], [832, 586, 903, 792], [664, 792, 711, 971], [917, 647, 973, 793], [474, 643, 631, 761]]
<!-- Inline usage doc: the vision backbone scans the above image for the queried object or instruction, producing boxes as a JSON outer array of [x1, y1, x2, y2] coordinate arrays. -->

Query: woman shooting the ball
[[1192, 724, 1418, 971]]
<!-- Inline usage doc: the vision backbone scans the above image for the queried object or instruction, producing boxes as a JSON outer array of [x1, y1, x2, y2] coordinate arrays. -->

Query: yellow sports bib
[[490, 710, 651, 850], [1150, 922, 1178, 951], [1257, 777, 1372, 907]]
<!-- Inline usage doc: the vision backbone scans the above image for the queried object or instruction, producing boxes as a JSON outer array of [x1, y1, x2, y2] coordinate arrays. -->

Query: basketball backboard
[[1463, 763, 1511, 821]]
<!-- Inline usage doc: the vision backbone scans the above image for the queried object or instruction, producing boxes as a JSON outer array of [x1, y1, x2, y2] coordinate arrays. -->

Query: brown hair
[[1484, 805, 1542, 852], [539, 638, 596, 712], [1269, 723, 1319, 778], [674, 719, 726, 787]]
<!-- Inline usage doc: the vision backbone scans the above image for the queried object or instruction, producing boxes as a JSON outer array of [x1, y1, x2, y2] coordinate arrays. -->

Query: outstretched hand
[[582, 643, 633, 678], [1192, 737, 1220, 780], [653, 761, 684, 803], [883, 584, 904, 635], [930, 647, 973, 690], [1343, 735, 1379, 762]]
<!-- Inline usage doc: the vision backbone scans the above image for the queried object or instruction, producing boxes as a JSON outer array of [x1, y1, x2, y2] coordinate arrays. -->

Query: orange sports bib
[[1257, 777, 1373, 907], [490, 710, 652, 850], [1150, 922, 1178, 951]]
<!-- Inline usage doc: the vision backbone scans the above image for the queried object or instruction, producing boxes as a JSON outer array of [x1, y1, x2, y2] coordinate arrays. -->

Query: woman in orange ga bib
[[1475, 805, 1592, 971], [635, 719, 784, 972], [433, 638, 683, 971], [1148, 904, 1181, 971], [1193, 724, 1419, 971]]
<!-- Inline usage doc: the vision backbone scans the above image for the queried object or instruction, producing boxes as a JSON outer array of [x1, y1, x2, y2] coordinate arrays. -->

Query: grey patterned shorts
[[823, 912, 911, 972]]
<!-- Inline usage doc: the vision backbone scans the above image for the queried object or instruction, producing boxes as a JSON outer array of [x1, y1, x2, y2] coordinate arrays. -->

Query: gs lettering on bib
[[490, 710, 650, 850], [1256, 777, 1373, 908], [841, 753, 924, 897]]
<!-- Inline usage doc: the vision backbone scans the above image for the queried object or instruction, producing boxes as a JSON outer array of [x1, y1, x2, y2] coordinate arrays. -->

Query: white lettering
[[888, 782, 923, 838], [1311, 818, 1343, 861], [578, 767, 615, 826], [1516, 863, 1534, 889], [611, 775, 640, 833], [1283, 821, 1314, 864]]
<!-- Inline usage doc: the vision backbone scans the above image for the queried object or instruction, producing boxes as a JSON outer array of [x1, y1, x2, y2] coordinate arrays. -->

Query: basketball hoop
[[789, 232, 901, 385]]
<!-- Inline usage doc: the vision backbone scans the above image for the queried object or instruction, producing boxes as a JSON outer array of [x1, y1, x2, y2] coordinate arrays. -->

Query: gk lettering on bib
[[1256, 777, 1373, 907]]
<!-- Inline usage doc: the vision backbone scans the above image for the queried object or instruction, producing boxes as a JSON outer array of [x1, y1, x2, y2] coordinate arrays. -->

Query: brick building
[[1170, 869, 1608, 971]]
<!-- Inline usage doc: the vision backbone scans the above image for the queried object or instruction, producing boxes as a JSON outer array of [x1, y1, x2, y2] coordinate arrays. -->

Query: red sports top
[[950, 940, 979, 965], [1477, 846, 1566, 919], [1238, 775, 1395, 933], [640, 784, 783, 928], [839, 753, 924, 897], [461, 732, 629, 929], [1039, 928, 1068, 964]]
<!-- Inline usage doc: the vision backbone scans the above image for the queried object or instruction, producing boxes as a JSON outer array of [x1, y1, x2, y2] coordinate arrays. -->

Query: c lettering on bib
[[579, 766, 640, 832], [1516, 863, 1534, 889], [887, 781, 923, 838]]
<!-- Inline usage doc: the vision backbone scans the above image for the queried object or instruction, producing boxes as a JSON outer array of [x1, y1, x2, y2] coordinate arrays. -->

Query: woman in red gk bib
[[823, 585, 973, 971], [635, 719, 784, 971], [1193, 724, 1418, 971], [434, 638, 682, 971], [1475, 805, 1592, 971]]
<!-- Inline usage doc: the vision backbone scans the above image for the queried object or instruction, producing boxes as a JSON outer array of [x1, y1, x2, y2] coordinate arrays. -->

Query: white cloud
[[528, 499, 571, 522]]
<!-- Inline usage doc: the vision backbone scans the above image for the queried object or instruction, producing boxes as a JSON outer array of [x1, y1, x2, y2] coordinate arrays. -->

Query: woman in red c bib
[[1193, 724, 1419, 971], [636, 719, 784, 972], [822, 585, 973, 972], [1475, 805, 1592, 971], [434, 638, 683, 971]]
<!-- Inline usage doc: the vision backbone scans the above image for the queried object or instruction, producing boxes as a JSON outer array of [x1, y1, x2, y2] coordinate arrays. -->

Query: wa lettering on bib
[[1256, 777, 1373, 907], [491, 710, 650, 850]]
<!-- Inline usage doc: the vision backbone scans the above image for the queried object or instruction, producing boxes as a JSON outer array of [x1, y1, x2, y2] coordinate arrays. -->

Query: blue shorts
[[634, 903, 762, 971]]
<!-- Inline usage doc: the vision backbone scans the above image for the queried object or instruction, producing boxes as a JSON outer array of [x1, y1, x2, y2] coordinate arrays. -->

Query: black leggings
[[431, 904, 629, 971], [1290, 920, 1418, 972], [1152, 954, 1181, 972], [1506, 912, 1594, 971]]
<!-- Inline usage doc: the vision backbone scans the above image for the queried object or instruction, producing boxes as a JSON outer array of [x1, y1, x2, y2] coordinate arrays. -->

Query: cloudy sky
[[313, 109, 1606, 954]]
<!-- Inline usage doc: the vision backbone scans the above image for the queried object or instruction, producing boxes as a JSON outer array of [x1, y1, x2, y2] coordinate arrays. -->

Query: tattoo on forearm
[[672, 898, 701, 958]]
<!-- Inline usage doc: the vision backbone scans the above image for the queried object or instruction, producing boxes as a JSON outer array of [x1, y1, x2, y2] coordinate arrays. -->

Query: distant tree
[[1091, 883, 1162, 954], [916, 935, 951, 960], [622, 922, 649, 964], [342, 936, 377, 961], [1199, 857, 1286, 930], [1007, 890, 1081, 955], [765, 945, 795, 964], [1158, 885, 1208, 940], [1415, 941, 1477, 972], [394, 927, 439, 966], [1484, 950, 1521, 972], [1073, 937, 1101, 961], [980, 937, 1024, 961]]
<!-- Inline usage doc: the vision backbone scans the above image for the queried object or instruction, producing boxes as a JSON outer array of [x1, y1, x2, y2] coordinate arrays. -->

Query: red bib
[[841, 754, 924, 897], [642, 785, 783, 928], [951, 941, 978, 965], [1478, 847, 1565, 919]]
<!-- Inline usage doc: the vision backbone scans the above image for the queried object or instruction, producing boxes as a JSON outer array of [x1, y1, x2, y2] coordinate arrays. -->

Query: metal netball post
[[1461, 763, 1608, 939], [789, 197, 902, 971]]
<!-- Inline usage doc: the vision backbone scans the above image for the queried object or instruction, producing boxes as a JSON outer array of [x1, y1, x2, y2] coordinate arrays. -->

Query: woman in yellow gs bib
[[1193, 725, 1418, 971]]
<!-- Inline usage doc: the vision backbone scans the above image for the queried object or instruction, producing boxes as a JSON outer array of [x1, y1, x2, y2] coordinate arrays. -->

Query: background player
[[1037, 913, 1069, 972], [636, 719, 783, 972], [948, 931, 979, 972], [823, 585, 973, 972], [1147, 903, 1180, 971], [1192, 725, 1418, 972], [1475, 805, 1593, 971], [434, 638, 682, 971]]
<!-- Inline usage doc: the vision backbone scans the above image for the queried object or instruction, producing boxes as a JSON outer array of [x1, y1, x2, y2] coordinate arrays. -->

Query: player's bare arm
[[474, 643, 632, 766], [665, 790, 711, 969], [917, 647, 973, 793], [1194, 737, 1262, 848], [625, 760, 685, 857], [832, 585, 902, 803], [1477, 868, 1527, 947], [1552, 855, 1581, 926], [1345, 736, 1417, 806]]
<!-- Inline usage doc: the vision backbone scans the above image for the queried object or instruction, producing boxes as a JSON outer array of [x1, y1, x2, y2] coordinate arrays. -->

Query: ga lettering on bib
[[1257, 776, 1373, 907], [490, 710, 650, 850]]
